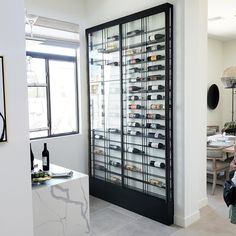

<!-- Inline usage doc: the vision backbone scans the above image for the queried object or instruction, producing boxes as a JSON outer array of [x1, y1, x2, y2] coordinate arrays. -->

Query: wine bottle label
[[150, 104, 163, 110], [128, 147, 134, 153], [150, 55, 157, 61], [42, 156, 47, 166], [130, 131, 136, 135], [154, 132, 160, 138], [129, 104, 138, 109], [149, 35, 156, 41], [150, 160, 165, 169], [151, 95, 156, 100]]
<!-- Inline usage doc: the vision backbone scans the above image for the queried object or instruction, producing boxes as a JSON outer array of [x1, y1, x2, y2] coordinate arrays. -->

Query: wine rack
[[87, 3, 173, 225]]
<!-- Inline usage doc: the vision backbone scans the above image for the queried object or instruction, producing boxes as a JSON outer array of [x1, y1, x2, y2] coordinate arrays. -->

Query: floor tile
[[90, 195, 111, 213]]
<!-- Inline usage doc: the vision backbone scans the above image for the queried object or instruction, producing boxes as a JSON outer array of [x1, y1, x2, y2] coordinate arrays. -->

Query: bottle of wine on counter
[[110, 144, 121, 151], [129, 104, 143, 109], [42, 143, 50, 171], [147, 94, 163, 100], [148, 142, 165, 149], [127, 130, 141, 135], [129, 86, 143, 92], [129, 95, 141, 101], [150, 160, 165, 169], [148, 85, 165, 91], [127, 147, 144, 154], [30, 143, 34, 171], [147, 55, 164, 61]]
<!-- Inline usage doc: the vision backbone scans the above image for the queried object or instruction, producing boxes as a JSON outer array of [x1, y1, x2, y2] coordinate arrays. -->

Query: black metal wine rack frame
[[86, 3, 173, 225]]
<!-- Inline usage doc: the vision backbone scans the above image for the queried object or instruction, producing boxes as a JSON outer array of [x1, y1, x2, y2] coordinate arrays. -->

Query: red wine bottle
[[148, 142, 165, 149], [150, 160, 165, 169], [148, 34, 165, 42], [146, 45, 165, 52], [129, 104, 143, 109], [147, 95, 163, 100], [129, 113, 142, 118], [148, 65, 165, 71], [147, 75, 164, 81], [42, 143, 50, 171], [128, 122, 141, 127], [127, 147, 144, 154], [148, 85, 165, 91], [129, 58, 143, 64], [147, 55, 164, 61], [129, 95, 140, 101], [129, 86, 143, 92], [146, 114, 163, 119], [30, 143, 34, 171]]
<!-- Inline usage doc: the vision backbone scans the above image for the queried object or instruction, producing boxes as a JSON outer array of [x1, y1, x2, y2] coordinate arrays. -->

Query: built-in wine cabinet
[[86, 3, 173, 225]]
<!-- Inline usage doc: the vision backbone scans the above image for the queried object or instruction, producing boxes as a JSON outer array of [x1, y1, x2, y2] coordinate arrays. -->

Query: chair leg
[[212, 172, 217, 195]]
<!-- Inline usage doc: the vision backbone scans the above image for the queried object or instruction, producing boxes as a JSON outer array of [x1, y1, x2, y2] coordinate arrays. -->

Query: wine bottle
[[147, 55, 164, 61], [127, 130, 141, 135], [94, 164, 106, 171], [146, 123, 164, 129], [148, 65, 165, 71], [148, 34, 165, 42], [127, 147, 144, 154], [129, 95, 140, 101], [30, 143, 34, 171], [107, 35, 119, 41], [129, 67, 144, 73], [146, 114, 163, 119], [42, 143, 50, 171], [125, 164, 140, 172], [129, 104, 143, 109], [150, 160, 165, 169], [127, 29, 144, 37], [129, 58, 143, 64], [148, 142, 165, 149], [147, 94, 163, 100], [146, 45, 165, 52], [94, 134, 104, 139], [107, 61, 119, 66], [148, 132, 165, 139], [109, 160, 121, 167], [129, 113, 142, 118], [129, 86, 143, 93], [149, 178, 165, 188], [129, 77, 142, 83], [150, 104, 164, 110], [108, 128, 119, 133], [94, 149, 104, 155], [147, 75, 164, 81], [148, 85, 165, 91], [110, 145, 121, 150], [128, 121, 141, 127], [110, 176, 121, 183]]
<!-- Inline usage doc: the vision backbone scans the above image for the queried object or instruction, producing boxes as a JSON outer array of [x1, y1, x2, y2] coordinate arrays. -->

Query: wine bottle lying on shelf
[[147, 75, 165, 81], [127, 147, 144, 154], [129, 67, 144, 73], [127, 130, 142, 136], [129, 58, 144, 64], [129, 113, 144, 118], [148, 85, 165, 91], [107, 35, 119, 41], [148, 132, 165, 139], [129, 86, 143, 92], [129, 77, 144, 83], [148, 65, 165, 71], [107, 61, 119, 66], [129, 104, 144, 109], [94, 149, 105, 155], [150, 160, 165, 169], [147, 94, 163, 100], [128, 121, 141, 127], [126, 48, 142, 55], [108, 128, 120, 133], [94, 164, 107, 171], [148, 178, 165, 188], [146, 123, 165, 129], [146, 114, 164, 119], [148, 142, 165, 149], [148, 34, 165, 42], [146, 44, 165, 52], [94, 134, 104, 139], [129, 95, 141, 101], [110, 145, 121, 151], [147, 55, 165, 61], [109, 160, 121, 167], [150, 104, 164, 110], [127, 29, 144, 37], [110, 176, 121, 183], [124, 164, 141, 172]]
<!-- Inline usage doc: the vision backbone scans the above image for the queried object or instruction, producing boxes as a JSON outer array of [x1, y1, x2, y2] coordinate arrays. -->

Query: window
[[26, 51, 79, 139]]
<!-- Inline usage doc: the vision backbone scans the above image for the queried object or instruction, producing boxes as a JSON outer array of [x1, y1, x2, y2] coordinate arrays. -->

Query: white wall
[[207, 38, 223, 129], [85, 0, 208, 228], [25, 0, 89, 174], [0, 0, 33, 235]]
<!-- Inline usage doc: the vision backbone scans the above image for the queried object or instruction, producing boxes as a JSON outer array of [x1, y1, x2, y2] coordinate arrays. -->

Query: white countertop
[[32, 159, 87, 190]]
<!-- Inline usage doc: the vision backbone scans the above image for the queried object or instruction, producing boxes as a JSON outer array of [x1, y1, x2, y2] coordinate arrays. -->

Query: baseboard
[[174, 210, 200, 227], [198, 197, 208, 209]]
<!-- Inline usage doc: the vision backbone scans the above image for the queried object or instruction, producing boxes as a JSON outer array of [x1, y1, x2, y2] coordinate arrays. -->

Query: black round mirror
[[207, 84, 220, 109]]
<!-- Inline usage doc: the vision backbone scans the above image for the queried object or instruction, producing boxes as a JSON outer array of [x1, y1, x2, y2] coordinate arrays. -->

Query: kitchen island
[[32, 161, 90, 236]]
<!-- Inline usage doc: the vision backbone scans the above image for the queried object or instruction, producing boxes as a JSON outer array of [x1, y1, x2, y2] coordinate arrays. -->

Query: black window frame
[[26, 51, 79, 140]]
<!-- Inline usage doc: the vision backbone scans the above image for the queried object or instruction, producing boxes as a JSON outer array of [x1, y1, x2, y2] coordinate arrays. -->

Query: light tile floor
[[89, 184, 236, 236]]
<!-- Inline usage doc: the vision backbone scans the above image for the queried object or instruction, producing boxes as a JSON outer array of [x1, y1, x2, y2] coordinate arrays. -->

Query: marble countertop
[[32, 160, 87, 190]]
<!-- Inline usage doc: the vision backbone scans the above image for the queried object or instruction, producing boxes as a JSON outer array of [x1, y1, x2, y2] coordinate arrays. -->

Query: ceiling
[[208, 0, 236, 41]]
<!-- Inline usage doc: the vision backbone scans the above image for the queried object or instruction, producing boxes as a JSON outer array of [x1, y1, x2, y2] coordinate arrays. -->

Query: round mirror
[[207, 84, 220, 109]]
